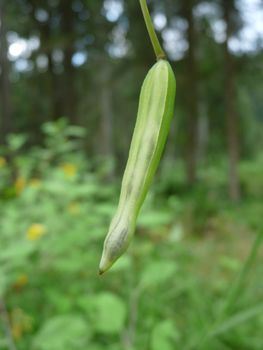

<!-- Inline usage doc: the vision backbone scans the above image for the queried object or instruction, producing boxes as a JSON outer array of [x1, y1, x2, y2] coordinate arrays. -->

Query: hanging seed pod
[[99, 59, 176, 274]]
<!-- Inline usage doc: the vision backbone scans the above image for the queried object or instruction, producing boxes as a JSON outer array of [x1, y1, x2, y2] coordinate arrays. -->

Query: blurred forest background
[[1, 0, 263, 349]]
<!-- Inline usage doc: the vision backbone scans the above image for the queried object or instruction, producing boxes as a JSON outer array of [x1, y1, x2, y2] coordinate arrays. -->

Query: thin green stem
[[221, 227, 263, 315], [139, 0, 166, 60], [0, 298, 18, 350], [192, 227, 263, 350]]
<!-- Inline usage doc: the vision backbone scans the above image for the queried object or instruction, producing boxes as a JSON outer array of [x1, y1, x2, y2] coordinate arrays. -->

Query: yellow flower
[[12, 324, 22, 339], [60, 162, 77, 177], [0, 156, 7, 168], [29, 178, 41, 189], [67, 201, 80, 215], [11, 308, 33, 338], [15, 176, 26, 194], [26, 223, 46, 241], [14, 273, 28, 288]]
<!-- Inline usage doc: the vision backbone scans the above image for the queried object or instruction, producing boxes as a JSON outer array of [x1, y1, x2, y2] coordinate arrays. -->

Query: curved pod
[[99, 59, 176, 274]]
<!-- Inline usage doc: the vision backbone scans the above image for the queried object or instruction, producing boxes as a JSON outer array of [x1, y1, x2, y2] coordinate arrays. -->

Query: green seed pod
[[99, 59, 176, 274]]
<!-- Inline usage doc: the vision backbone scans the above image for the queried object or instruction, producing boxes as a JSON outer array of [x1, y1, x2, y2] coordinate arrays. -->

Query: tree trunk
[[184, 1, 198, 185], [98, 84, 113, 156], [223, 0, 240, 200], [47, 52, 62, 121], [196, 103, 209, 163], [0, 4, 11, 145], [61, 0, 76, 125], [97, 59, 114, 180]]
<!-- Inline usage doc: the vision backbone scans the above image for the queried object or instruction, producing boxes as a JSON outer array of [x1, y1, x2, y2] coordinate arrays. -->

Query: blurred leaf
[[150, 319, 180, 350], [110, 254, 132, 272], [219, 256, 242, 272], [78, 292, 126, 334], [33, 315, 90, 350], [42, 121, 60, 135], [0, 241, 35, 261], [42, 118, 68, 136], [0, 269, 8, 296], [0, 340, 8, 347], [6, 134, 28, 152], [137, 210, 173, 229], [95, 203, 118, 219], [213, 302, 263, 336], [42, 180, 68, 194], [140, 260, 177, 286], [56, 140, 81, 153], [52, 255, 85, 273], [64, 125, 86, 138], [45, 289, 73, 313], [169, 224, 184, 242]]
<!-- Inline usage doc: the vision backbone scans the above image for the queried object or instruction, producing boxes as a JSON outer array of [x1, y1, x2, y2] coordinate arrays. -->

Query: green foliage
[[1, 123, 263, 349], [150, 319, 180, 350], [78, 293, 126, 334], [140, 260, 177, 286], [33, 315, 90, 350], [1, 0, 263, 347]]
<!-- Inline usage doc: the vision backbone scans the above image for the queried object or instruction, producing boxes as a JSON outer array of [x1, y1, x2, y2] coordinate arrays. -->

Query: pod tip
[[99, 270, 104, 276]]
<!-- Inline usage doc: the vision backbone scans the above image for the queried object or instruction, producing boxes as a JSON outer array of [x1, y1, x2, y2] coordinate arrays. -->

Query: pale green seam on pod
[[99, 59, 176, 274]]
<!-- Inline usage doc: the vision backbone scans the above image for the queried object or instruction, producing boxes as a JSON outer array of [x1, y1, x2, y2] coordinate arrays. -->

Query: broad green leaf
[[78, 292, 127, 334], [64, 125, 86, 137], [7, 133, 28, 151], [42, 121, 60, 135], [96, 203, 118, 219], [150, 319, 180, 350], [33, 315, 90, 350], [110, 254, 132, 272], [137, 210, 173, 229], [140, 260, 178, 286], [219, 256, 242, 272], [52, 256, 85, 273], [45, 289, 73, 313], [0, 339, 8, 347], [0, 241, 35, 261]]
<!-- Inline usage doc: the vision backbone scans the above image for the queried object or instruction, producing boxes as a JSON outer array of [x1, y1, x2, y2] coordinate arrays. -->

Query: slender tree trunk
[[184, 1, 198, 185], [98, 84, 113, 156], [0, 4, 11, 145], [30, 104, 40, 144], [96, 58, 114, 156], [196, 103, 209, 163], [223, 0, 240, 200], [47, 52, 62, 121], [63, 48, 76, 124], [61, 0, 76, 124], [97, 59, 114, 180]]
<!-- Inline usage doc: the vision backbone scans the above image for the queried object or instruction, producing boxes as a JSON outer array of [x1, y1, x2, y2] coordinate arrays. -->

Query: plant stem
[[192, 227, 263, 350], [139, 0, 166, 60], [221, 227, 263, 314], [0, 298, 17, 350]]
